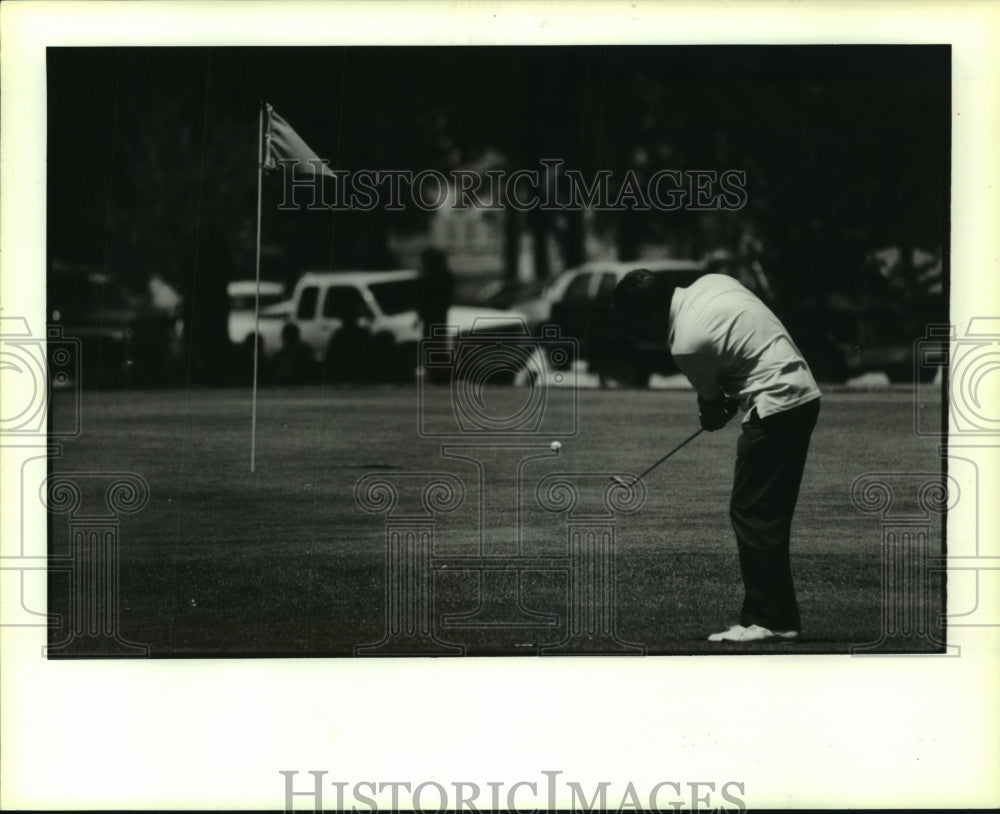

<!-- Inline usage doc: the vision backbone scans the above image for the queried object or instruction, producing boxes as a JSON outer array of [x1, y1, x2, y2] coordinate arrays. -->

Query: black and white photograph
[[41, 41, 954, 658], [2, 1, 998, 811]]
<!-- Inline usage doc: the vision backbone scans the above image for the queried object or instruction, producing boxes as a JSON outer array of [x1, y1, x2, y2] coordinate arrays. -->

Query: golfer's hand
[[698, 394, 738, 432]]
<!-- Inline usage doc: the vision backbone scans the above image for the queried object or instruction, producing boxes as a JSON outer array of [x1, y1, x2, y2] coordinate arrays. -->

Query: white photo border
[[2, 1, 998, 809]]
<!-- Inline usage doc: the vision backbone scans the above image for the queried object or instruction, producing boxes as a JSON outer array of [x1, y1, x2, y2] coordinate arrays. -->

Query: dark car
[[48, 265, 183, 388], [544, 259, 708, 387]]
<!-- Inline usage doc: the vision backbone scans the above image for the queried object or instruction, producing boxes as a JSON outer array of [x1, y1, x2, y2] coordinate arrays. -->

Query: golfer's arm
[[674, 352, 724, 403]]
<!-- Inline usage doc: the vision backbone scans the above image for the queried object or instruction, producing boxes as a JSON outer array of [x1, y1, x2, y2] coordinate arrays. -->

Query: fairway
[[47, 382, 947, 656]]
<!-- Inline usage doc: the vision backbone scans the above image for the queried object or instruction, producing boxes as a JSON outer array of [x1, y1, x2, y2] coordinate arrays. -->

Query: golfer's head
[[614, 269, 675, 341]]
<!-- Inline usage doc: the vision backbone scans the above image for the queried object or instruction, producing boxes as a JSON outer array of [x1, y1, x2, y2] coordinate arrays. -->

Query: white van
[[250, 270, 527, 367]]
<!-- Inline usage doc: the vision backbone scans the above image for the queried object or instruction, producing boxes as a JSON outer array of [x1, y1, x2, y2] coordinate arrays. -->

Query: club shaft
[[635, 427, 704, 480]]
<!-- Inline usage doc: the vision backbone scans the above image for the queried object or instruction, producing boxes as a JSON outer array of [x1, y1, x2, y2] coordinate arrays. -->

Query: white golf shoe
[[707, 624, 799, 643]]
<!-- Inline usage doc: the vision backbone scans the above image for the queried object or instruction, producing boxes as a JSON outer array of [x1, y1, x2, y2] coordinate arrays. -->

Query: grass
[[47, 382, 947, 656]]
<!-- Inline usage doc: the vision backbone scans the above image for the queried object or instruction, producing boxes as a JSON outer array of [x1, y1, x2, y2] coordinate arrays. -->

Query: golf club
[[610, 427, 705, 489]]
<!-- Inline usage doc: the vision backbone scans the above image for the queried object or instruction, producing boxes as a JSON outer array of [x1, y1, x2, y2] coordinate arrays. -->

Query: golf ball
[[550, 440, 562, 451]]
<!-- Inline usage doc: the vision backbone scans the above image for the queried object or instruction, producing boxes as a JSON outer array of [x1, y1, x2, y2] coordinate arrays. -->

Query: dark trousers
[[730, 398, 820, 631]]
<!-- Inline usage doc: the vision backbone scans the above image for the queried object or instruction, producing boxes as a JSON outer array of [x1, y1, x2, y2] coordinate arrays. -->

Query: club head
[[609, 475, 637, 489]]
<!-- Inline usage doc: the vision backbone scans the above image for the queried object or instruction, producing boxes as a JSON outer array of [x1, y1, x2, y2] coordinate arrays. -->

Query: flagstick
[[250, 102, 265, 473]]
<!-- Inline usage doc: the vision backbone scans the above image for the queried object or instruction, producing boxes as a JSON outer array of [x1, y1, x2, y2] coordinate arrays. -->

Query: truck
[[235, 270, 528, 378]]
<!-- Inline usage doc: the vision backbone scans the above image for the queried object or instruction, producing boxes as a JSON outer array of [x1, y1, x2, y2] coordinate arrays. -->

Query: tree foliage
[[49, 45, 948, 323]]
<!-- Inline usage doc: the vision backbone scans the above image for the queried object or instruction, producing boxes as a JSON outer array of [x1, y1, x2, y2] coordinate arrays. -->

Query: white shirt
[[669, 274, 821, 421]]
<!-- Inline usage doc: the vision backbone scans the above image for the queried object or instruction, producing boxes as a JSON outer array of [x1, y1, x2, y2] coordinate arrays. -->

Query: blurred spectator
[[418, 247, 454, 338], [273, 323, 316, 385], [185, 236, 233, 385], [325, 315, 373, 383]]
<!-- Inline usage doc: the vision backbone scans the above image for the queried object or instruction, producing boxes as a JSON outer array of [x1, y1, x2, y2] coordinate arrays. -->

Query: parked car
[[227, 279, 287, 345], [47, 264, 184, 388], [475, 275, 560, 329], [248, 270, 528, 381], [532, 259, 708, 387], [503, 259, 861, 387]]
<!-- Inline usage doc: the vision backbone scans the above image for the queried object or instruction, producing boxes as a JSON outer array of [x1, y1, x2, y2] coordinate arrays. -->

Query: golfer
[[614, 270, 821, 643]]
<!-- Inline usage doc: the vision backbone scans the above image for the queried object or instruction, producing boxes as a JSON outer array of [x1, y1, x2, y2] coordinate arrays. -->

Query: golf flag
[[262, 103, 334, 177], [251, 103, 333, 472]]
